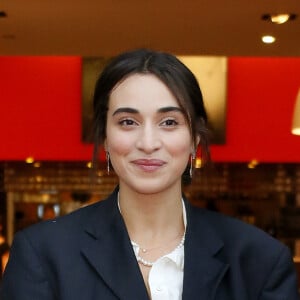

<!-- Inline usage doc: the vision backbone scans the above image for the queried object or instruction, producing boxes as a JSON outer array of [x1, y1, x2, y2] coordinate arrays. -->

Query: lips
[[131, 159, 166, 172]]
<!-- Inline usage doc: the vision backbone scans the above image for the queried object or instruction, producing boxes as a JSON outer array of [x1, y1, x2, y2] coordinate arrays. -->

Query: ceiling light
[[262, 35, 276, 44], [271, 14, 290, 24], [291, 88, 300, 136], [262, 13, 297, 24]]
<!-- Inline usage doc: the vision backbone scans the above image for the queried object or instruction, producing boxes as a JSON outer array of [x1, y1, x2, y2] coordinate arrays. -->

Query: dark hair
[[92, 49, 210, 171]]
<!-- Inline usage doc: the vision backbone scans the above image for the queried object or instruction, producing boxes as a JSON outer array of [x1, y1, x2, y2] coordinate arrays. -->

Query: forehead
[[109, 73, 180, 109]]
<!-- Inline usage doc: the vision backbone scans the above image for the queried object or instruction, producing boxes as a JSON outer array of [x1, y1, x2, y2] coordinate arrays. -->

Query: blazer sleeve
[[259, 245, 299, 300], [0, 231, 55, 300]]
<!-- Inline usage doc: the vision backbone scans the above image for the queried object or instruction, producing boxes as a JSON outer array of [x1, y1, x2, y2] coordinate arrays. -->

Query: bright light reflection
[[33, 162, 41, 168], [292, 128, 300, 136], [262, 35, 276, 44], [195, 158, 202, 169], [25, 156, 34, 164], [247, 159, 259, 169]]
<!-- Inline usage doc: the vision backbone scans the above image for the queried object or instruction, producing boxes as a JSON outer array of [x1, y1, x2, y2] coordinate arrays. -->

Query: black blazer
[[1, 188, 299, 299]]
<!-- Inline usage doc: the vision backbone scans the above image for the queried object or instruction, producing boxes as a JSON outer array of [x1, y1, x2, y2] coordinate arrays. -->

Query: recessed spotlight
[[262, 35, 276, 44], [262, 13, 297, 24], [0, 11, 7, 18]]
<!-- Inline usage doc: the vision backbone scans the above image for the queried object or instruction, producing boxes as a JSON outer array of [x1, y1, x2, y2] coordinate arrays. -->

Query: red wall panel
[[0, 56, 299, 162], [210, 57, 300, 162], [0, 56, 94, 161]]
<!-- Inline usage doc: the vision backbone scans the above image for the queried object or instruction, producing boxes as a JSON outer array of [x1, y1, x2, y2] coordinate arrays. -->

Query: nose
[[135, 124, 162, 154]]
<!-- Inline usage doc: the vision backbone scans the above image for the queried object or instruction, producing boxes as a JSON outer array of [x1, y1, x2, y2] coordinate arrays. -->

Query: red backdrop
[[0, 56, 300, 162]]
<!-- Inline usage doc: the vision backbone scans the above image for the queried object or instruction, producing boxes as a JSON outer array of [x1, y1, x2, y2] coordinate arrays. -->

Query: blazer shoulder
[[188, 203, 287, 255], [19, 190, 118, 242]]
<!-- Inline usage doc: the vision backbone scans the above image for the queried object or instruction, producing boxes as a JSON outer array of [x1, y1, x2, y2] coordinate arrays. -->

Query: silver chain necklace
[[134, 233, 185, 267]]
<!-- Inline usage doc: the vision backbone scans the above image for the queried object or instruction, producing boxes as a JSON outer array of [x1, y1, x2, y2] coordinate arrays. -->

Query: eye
[[160, 118, 178, 127], [118, 118, 137, 127]]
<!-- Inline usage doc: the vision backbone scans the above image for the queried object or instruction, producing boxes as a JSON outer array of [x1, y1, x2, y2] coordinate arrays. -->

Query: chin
[[124, 177, 178, 195]]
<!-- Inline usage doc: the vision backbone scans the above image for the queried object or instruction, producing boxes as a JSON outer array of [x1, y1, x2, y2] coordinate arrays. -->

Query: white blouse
[[131, 201, 187, 300]]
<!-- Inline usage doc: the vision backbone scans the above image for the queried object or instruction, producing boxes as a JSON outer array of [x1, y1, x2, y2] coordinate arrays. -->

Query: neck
[[117, 184, 185, 247]]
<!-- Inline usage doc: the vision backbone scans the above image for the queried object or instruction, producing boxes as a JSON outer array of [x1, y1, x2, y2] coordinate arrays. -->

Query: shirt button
[[156, 286, 163, 292]]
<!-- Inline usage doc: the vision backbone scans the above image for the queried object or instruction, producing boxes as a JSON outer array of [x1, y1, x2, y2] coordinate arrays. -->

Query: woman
[[1, 49, 299, 299]]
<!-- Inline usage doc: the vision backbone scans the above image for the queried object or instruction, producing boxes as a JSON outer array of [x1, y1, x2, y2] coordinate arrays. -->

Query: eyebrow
[[112, 107, 138, 116], [112, 106, 184, 116]]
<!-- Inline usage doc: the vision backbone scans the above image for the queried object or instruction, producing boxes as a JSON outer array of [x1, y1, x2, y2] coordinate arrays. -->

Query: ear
[[191, 135, 200, 153], [103, 139, 108, 151]]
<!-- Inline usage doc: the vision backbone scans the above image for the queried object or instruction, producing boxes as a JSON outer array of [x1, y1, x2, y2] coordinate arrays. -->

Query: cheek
[[165, 133, 192, 156], [106, 130, 133, 155]]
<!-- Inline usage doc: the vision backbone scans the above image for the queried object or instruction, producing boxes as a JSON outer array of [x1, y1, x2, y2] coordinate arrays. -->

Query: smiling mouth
[[131, 159, 166, 172]]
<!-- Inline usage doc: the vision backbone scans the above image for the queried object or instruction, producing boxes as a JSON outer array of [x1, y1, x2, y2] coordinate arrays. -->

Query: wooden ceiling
[[0, 0, 299, 56]]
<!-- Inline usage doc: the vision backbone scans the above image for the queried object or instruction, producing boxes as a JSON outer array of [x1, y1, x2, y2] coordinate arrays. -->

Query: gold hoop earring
[[106, 151, 110, 175]]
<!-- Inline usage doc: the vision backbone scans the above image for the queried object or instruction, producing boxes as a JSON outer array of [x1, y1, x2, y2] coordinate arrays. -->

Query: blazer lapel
[[80, 190, 229, 299], [81, 190, 149, 300], [182, 202, 229, 300]]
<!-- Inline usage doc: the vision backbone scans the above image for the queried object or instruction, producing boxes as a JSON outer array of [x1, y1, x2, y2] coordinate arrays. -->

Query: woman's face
[[105, 73, 194, 195]]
